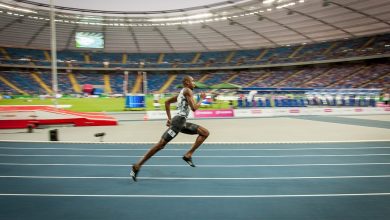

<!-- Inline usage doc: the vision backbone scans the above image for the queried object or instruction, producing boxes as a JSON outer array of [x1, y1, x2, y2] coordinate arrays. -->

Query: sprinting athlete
[[131, 75, 210, 181]]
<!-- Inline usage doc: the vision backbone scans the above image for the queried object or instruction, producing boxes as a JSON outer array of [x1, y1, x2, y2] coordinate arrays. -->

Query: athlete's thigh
[[180, 122, 200, 135], [161, 116, 186, 142]]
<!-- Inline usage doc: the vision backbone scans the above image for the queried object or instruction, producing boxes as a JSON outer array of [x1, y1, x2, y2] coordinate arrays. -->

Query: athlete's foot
[[130, 165, 139, 182], [182, 156, 196, 167]]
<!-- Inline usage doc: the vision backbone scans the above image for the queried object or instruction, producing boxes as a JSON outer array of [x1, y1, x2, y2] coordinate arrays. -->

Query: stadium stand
[[1, 33, 388, 68], [0, 33, 389, 102], [1, 61, 389, 96]]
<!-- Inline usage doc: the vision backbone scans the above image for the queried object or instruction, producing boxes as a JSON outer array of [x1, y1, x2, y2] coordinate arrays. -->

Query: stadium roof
[[9, 0, 244, 13], [0, 0, 389, 52]]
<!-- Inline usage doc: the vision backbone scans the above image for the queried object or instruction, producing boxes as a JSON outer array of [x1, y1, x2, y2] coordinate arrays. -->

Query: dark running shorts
[[162, 115, 200, 142]]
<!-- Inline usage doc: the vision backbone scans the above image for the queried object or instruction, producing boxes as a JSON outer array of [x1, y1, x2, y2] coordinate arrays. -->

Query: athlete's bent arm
[[165, 95, 178, 127], [184, 88, 206, 112]]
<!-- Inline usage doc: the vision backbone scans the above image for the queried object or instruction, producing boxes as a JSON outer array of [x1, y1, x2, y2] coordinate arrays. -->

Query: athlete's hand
[[200, 92, 206, 100], [166, 119, 171, 127]]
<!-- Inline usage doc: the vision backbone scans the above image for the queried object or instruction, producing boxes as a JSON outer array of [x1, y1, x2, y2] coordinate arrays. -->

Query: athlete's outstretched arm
[[165, 95, 178, 126], [184, 88, 206, 112]]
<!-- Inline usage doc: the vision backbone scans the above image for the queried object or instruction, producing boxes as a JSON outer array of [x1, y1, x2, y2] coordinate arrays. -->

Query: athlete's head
[[182, 75, 195, 90]]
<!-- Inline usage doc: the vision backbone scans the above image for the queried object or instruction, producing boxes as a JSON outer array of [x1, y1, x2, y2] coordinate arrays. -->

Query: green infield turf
[[0, 96, 233, 112]]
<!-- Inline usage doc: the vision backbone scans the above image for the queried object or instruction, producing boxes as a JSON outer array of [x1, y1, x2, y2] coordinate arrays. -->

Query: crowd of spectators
[[0, 33, 388, 68]]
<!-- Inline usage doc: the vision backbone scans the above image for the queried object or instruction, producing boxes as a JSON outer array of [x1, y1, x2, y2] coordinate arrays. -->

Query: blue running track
[[0, 141, 390, 220]]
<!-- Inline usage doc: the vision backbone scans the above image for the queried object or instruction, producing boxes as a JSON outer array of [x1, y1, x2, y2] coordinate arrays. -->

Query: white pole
[[50, 0, 58, 97], [143, 71, 147, 94], [124, 71, 128, 95]]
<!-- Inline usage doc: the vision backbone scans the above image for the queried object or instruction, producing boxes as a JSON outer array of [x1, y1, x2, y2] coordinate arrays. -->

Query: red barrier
[[0, 106, 117, 129]]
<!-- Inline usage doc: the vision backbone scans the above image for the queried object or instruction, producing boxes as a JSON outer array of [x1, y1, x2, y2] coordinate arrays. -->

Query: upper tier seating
[[1, 33, 388, 68]]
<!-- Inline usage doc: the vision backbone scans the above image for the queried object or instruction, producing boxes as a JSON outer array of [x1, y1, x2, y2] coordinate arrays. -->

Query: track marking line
[[0, 162, 390, 167], [1, 175, 390, 180], [0, 140, 389, 144], [1, 154, 390, 158], [1, 146, 390, 151], [0, 193, 390, 198]]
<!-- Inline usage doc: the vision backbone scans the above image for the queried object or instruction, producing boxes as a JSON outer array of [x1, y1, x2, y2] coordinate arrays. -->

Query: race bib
[[167, 129, 177, 137]]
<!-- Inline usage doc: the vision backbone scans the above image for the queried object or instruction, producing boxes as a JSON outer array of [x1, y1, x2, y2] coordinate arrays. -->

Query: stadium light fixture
[[0, 0, 310, 27], [276, 2, 296, 9], [0, 3, 37, 13], [148, 13, 212, 22], [263, 0, 276, 4]]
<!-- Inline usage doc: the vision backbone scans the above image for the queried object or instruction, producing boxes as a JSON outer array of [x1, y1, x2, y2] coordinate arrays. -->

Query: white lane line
[[1, 154, 390, 158], [1, 175, 390, 180], [0, 162, 389, 167], [0, 193, 390, 198], [0, 140, 389, 144], [0, 147, 390, 151]]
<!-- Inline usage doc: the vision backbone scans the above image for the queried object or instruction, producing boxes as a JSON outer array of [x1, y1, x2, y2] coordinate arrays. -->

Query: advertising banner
[[147, 107, 389, 120], [233, 107, 390, 118], [146, 110, 194, 120], [194, 109, 234, 118]]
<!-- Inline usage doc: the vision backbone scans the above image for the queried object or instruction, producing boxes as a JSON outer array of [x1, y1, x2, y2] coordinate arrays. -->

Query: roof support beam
[[26, 21, 49, 46], [203, 24, 243, 49], [288, 8, 355, 37], [329, 1, 390, 26], [228, 19, 279, 47], [232, 4, 313, 43], [66, 24, 79, 49], [0, 17, 24, 32], [260, 15, 315, 42], [180, 26, 209, 51], [128, 27, 140, 52], [153, 27, 175, 52], [102, 25, 106, 35]]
